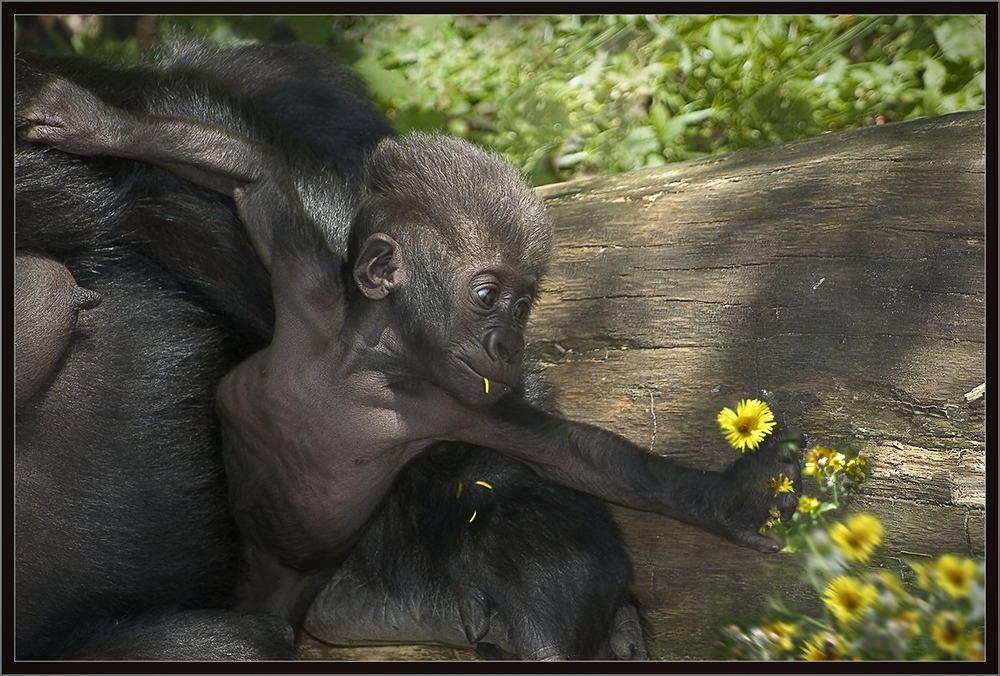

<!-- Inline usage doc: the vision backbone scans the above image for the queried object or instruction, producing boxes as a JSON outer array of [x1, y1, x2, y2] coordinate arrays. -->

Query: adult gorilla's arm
[[17, 76, 323, 275], [18, 75, 341, 335]]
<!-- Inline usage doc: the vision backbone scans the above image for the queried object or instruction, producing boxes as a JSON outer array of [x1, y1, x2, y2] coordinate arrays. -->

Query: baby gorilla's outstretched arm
[[468, 396, 803, 553]]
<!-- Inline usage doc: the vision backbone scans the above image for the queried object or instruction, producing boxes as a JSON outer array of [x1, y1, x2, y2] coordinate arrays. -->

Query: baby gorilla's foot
[[19, 77, 117, 156]]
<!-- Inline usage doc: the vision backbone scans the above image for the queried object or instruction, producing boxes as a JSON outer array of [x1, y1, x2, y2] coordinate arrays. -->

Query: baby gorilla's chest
[[216, 361, 433, 567]]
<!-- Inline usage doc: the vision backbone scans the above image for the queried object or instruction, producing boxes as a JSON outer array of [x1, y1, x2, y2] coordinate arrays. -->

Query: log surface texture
[[311, 110, 986, 661]]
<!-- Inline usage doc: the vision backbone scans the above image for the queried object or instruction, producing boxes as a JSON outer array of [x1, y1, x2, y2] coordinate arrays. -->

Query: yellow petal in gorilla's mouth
[[484, 377, 490, 394]]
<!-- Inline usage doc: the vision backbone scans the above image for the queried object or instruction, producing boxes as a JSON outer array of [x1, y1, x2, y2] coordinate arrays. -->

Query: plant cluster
[[15, 15, 986, 186], [333, 15, 986, 184], [714, 398, 985, 661]]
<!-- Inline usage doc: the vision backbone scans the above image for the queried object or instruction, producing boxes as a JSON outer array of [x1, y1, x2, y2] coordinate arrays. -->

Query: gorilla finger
[[72, 286, 103, 311], [610, 602, 647, 661], [20, 123, 61, 143], [774, 428, 805, 462], [777, 492, 799, 522], [732, 529, 782, 554]]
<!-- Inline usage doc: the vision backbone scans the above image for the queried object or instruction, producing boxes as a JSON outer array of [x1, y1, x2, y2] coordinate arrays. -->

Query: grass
[[15, 14, 987, 185]]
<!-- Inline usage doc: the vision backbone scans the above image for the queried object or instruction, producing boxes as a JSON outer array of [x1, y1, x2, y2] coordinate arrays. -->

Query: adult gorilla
[[15, 40, 799, 660]]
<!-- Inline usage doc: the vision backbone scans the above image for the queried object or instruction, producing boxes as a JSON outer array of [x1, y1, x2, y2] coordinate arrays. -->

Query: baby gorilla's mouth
[[479, 376, 511, 401], [457, 359, 514, 400]]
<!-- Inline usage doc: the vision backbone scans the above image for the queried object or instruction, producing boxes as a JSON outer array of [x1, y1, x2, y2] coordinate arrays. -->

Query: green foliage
[[330, 15, 985, 184], [15, 15, 986, 185]]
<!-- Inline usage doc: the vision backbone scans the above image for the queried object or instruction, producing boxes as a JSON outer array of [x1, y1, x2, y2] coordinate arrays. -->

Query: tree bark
[[527, 109, 985, 659]]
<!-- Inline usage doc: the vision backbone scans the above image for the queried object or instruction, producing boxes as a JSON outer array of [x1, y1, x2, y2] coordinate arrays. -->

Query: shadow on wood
[[528, 109, 985, 659], [310, 110, 985, 661]]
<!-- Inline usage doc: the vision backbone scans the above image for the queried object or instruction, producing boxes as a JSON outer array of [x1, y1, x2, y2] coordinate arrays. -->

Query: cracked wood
[[526, 110, 985, 660]]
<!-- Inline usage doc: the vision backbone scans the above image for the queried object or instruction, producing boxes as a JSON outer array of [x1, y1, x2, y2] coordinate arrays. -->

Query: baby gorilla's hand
[[19, 77, 119, 156], [713, 428, 804, 552]]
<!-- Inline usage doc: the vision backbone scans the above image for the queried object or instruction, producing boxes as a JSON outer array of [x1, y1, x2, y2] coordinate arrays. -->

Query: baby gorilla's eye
[[476, 285, 499, 308]]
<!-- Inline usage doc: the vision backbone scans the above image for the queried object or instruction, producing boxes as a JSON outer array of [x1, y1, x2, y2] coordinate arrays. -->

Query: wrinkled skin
[[15, 252, 101, 405]]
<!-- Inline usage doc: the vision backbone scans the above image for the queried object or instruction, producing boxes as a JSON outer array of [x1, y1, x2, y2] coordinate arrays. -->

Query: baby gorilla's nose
[[483, 328, 523, 365]]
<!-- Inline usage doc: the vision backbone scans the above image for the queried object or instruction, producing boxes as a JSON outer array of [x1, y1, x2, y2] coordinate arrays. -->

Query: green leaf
[[352, 54, 416, 104], [933, 16, 986, 67], [284, 17, 330, 46]]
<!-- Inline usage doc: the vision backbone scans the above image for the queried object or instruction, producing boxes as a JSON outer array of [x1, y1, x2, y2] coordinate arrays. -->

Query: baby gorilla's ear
[[353, 233, 406, 300]]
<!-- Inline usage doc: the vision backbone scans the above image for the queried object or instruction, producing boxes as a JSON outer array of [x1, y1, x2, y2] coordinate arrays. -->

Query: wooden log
[[527, 109, 985, 659], [310, 110, 985, 660]]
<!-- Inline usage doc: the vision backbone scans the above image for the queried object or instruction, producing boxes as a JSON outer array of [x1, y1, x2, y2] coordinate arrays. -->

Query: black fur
[[311, 443, 645, 660], [48, 609, 296, 660]]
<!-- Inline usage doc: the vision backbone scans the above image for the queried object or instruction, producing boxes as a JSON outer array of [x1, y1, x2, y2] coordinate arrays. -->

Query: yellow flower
[[797, 496, 822, 514], [873, 570, 903, 595], [829, 513, 884, 563], [766, 474, 795, 494], [717, 398, 776, 452], [891, 610, 921, 638], [934, 554, 977, 599], [801, 631, 844, 661], [803, 445, 845, 476], [963, 628, 984, 660], [761, 621, 798, 653], [910, 560, 936, 592], [822, 575, 878, 625], [931, 611, 964, 653], [844, 456, 867, 479]]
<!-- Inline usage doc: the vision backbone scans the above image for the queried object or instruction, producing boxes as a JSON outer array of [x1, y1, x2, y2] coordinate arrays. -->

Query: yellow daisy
[[829, 513, 884, 563], [963, 628, 984, 660], [822, 575, 878, 625], [891, 609, 921, 638], [931, 611, 964, 654], [844, 456, 867, 479], [717, 398, 776, 452], [801, 631, 844, 661], [873, 570, 903, 595], [910, 560, 936, 592], [934, 554, 977, 599], [803, 446, 845, 476], [761, 621, 798, 653], [766, 474, 795, 494], [797, 496, 822, 514]]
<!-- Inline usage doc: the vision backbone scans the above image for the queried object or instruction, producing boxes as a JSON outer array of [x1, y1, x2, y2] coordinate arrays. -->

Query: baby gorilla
[[20, 75, 802, 641]]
